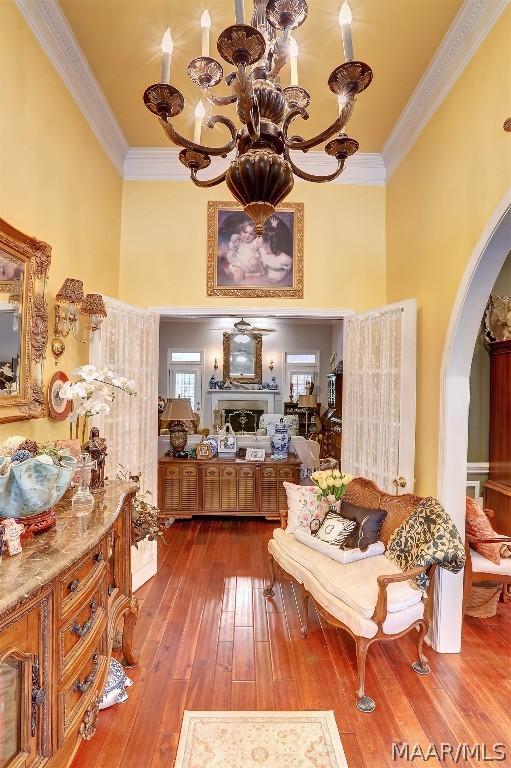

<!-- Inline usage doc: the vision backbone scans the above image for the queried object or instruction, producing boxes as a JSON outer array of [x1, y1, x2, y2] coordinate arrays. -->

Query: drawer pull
[[31, 656, 46, 737], [68, 578, 80, 593], [73, 653, 99, 695], [92, 552, 103, 564], [71, 598, 98, 638]]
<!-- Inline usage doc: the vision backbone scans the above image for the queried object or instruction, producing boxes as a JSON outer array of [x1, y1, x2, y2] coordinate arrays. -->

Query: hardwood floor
[[72, 518, 511, 768]]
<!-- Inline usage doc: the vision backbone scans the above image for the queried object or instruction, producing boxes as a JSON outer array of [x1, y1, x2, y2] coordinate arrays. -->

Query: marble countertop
[[0, 481, 135, 616]]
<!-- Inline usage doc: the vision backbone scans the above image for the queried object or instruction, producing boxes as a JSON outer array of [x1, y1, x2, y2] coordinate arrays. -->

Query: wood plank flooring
[[72, 518, 511, 768]]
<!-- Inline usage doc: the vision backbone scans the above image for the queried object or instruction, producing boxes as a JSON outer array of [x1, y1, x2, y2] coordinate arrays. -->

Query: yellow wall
[[0, 2, 123, 442], [119, 181, 386, 312], [386, 8, 511, 495]]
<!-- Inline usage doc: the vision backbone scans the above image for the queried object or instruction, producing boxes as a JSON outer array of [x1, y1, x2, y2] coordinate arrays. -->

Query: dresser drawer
[[262, 466, 277, 479], [59, 646, 107, 740], [58, 580, 106, 678], [239, 466, 255, 478], [58, 540, 106, 619], [278, 466, 296, 480], [165, 466, 179, 478], [182, 466, 197, 478]]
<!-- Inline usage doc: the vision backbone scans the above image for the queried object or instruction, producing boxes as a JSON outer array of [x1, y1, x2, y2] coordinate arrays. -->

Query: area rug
[[174, 710, 348, 768]]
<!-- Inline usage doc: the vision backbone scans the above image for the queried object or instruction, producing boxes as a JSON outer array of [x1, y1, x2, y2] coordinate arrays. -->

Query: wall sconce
[[213, 356, 219, 371], [269, 359, 274, 372], [54, 278, 83, 339], [81, 293, 107, 334], [51, 278, 107, 363]]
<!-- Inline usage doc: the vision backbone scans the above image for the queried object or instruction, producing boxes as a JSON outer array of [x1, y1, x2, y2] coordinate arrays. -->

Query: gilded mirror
[[0, 219, 50, 422], [223, 332, 262, 384]]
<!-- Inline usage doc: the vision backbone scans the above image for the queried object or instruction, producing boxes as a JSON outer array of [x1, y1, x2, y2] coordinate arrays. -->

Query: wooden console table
[[0, 482, 138, 768], [158, 455, 301, 519]]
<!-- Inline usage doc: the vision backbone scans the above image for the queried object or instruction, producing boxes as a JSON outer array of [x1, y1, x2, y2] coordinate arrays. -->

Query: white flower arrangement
[[59, 365, 136, 444], [59, 365, 136, 422], [310, 468, 353, 506]]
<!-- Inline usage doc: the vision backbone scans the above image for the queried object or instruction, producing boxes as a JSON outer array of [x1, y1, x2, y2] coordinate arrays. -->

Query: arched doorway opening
[[434, 190, 511, 653]]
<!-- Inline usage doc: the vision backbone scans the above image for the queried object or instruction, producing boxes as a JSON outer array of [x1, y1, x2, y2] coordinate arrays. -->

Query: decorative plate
[[47, 371, 72, 421]]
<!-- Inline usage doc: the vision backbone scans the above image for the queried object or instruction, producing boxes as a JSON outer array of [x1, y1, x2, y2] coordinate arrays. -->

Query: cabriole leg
[[263, 554, 277, 597], [412, 620, 431, 675], [355, 636, 375, 712]]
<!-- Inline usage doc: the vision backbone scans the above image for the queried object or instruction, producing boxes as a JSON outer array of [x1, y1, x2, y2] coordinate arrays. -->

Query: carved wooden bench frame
[[264, 503, 436, 712]]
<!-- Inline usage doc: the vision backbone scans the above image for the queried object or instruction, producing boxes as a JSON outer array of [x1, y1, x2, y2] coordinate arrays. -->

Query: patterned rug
[[174, 711, 348, 768]]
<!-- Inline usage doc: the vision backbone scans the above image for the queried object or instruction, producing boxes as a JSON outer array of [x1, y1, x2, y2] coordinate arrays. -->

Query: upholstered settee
[[264, 478, 437, 713]]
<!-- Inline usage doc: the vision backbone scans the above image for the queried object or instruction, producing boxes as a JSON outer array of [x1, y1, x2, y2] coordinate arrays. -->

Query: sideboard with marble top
[[0, 481, 138, 768]]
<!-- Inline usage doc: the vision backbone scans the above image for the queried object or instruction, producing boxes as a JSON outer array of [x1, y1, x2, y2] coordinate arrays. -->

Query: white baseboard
[[467, 461, 489, 474]]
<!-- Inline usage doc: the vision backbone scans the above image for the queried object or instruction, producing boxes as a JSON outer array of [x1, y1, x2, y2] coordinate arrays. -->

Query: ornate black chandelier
[[143, 0, 373, 233]]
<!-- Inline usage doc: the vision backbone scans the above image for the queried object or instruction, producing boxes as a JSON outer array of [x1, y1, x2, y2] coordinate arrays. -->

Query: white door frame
[[435, 189, 511, 653]]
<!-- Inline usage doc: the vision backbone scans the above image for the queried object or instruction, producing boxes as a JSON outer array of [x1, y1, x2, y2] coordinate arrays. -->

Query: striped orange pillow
[[465, 497, 500, 565]]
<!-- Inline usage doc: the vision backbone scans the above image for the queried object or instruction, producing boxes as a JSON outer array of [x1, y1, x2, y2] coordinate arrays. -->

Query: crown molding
[[15, 0, 128, 174], [124, 148, 386, 185], [383, 0, 509, 178]]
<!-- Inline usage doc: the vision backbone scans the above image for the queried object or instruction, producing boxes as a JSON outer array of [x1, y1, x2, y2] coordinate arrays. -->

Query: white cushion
[[283, 482, 326, 535], [268, 536, 424, 639], [470, 547, 511, 576], [294, 528, 385, 564], [272, 528, 422, 619]]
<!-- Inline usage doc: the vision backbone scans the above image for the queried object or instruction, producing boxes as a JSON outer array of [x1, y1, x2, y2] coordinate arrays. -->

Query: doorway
[[435, 190, 511, 653]]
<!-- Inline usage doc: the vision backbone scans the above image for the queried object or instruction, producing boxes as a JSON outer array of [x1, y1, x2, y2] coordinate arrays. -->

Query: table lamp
[[161, 397, 194, 457], [298, 394, 318, 439]]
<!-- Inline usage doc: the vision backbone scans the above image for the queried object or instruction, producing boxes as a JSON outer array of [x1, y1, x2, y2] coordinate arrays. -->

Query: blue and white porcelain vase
[[271, 418, 291, 461]]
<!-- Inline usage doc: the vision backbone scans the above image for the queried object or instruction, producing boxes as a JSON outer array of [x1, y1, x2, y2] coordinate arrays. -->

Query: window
[[167, 349, 203, 413], [285, 353, 317, 365], [290, 373, 313, 398], [170, 351, 201, 362], [174, 372, 197, 407], [285, 350, 320, 400]]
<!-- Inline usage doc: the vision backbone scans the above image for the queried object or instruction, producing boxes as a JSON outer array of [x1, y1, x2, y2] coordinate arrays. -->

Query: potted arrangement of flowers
[[59, 365, 136, 446], [310, 469, 353, 511]]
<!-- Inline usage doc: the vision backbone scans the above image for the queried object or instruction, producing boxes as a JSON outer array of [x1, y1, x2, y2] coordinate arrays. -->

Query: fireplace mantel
[[210, 389, 282, 427]]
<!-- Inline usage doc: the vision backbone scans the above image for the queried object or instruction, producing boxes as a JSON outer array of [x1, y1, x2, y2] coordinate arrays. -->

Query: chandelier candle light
[[143, 0, 372, 234]]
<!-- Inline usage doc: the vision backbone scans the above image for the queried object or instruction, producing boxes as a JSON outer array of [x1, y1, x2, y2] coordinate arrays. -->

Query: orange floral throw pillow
[[465, 497, 501, 565]]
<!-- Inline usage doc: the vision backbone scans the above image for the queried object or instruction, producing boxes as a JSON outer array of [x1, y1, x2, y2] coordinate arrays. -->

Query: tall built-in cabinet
[[484, 340, 511, 535]]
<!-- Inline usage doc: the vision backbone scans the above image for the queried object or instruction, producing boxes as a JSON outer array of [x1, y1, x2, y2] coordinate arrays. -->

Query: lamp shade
[[82, 293, 107, 318], [298, 394, 317, 409], [55, 278, 84, 305], [161, 397, 194, 423]]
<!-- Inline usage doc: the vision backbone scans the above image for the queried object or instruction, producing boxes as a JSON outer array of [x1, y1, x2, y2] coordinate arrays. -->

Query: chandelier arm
[[204, 91, 237, 107], [158, 116, 238, 157], [283, 99, 355, 152], [285, 149, 346, 183], [190, 167, 228, 188]]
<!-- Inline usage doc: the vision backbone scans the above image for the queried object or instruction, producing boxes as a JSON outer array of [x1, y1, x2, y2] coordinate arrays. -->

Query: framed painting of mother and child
[[207, 201, 304, 298]]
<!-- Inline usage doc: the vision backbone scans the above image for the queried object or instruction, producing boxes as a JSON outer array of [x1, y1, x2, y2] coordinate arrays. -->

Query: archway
[[434, 189, 511, 653]]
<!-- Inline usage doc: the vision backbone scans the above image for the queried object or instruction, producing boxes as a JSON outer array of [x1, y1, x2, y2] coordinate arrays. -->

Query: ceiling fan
[[211, 317, 275, 342]]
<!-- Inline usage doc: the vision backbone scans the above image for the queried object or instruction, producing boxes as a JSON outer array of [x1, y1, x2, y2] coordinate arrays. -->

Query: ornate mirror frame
[[0, 219, 50, 423], [223, 332, 263, 385]]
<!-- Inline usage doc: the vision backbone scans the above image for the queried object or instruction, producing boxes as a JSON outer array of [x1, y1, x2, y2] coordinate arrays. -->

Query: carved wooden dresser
[[0, 482, 138, 768], [158, 455, 301, 519]]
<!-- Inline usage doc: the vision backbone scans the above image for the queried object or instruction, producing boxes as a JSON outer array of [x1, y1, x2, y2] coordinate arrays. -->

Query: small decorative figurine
[[84, 427, 108, 490], [271, 418, 291, 461], [2, 518, 24, 556], [218, 423, 237, 458], [289, 381, 294, 402]]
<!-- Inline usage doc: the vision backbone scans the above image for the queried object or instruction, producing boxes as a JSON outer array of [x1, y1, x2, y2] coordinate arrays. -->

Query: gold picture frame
[[207, 201, 304, 298], [196, 442, 213, 460], [223, 331, 263, 385], [0, 218, 51, 423]]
